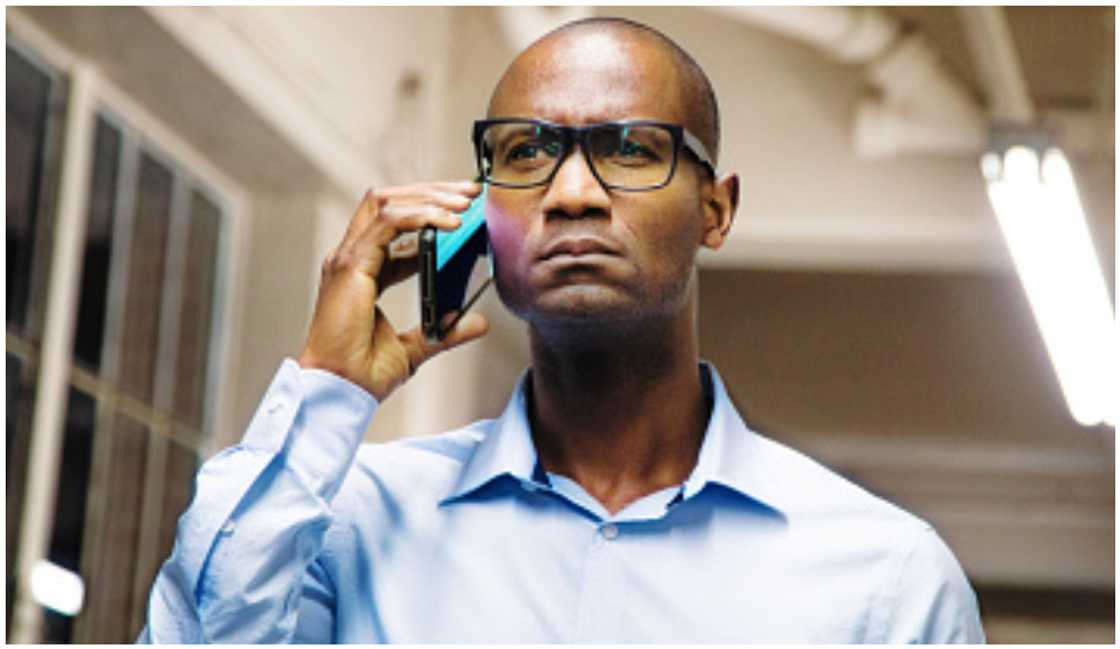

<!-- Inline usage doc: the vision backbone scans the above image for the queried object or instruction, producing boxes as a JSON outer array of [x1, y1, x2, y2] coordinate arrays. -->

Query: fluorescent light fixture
[[30, 559, 84, 616], [982, 144, 1116, 427]]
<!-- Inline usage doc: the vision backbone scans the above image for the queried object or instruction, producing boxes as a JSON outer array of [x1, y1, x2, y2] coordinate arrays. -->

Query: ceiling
[[891, 6, 1113, 112], [679, 5, 1115, 275]]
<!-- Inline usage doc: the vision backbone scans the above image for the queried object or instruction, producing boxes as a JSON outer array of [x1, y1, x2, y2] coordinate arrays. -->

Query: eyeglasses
[[472, 119, 716, 192]]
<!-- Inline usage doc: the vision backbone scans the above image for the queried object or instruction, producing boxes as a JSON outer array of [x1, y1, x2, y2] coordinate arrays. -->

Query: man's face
[[484, 31, 713, 328]]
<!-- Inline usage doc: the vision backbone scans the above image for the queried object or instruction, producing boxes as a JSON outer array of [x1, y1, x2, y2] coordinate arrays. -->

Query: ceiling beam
[[956, 7, 1036, 125], [708, 6, 987, 159]]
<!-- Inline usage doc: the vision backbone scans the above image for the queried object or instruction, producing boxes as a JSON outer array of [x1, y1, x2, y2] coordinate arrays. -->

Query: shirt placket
[[572, 521, 627, 643]]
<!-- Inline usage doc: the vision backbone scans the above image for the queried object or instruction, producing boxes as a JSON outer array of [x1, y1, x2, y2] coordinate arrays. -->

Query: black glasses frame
[[472, 118, 716, 192]]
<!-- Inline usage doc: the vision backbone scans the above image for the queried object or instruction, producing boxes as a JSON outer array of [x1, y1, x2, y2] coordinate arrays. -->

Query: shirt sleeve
[[881, 525, 986, 644], [138, 358, 377, 643]]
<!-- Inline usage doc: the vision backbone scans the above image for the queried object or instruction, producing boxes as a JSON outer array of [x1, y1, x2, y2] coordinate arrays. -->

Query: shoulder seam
[[873, 522, 930, 643]]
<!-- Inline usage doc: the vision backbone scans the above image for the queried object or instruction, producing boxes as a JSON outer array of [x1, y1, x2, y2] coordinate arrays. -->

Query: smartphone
[[420, 185, 492, 342]]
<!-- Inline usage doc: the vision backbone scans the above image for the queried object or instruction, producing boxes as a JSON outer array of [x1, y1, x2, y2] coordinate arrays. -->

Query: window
[[6, 40, 229, 643], [6, 41, 65, 637]]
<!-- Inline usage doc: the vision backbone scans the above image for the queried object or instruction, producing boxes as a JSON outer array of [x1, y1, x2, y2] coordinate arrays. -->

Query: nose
[[539, 144, 611, 220]]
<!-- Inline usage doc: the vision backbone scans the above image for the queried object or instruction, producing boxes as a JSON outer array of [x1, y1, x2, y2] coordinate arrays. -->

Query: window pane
[[6, 47, 52, 333], [37, 388, 98, 643], [118, 153, 173, 403], [5, 353, 36, 625], [76, 415, 149, 643], [173, 190, 221, 427], [158, 442, 198, 560], [72, 119, 122, 371], [48, 389, 95, 570]]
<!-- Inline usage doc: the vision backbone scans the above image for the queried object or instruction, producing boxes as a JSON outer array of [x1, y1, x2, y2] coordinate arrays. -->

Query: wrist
[[297, 348, 381, 399], [297, 347, 319, 371], [296, 348, 349, 386]]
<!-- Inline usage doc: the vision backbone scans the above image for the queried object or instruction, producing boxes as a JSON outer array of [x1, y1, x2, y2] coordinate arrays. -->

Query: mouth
[[537, 237, 622, 262]]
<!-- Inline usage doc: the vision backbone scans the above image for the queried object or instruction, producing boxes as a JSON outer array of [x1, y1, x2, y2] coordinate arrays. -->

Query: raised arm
[[139, 184, 488, 642]]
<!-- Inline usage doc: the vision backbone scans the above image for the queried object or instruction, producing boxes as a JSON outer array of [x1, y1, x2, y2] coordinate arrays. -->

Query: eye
[[507, 143, 540, 161], [618, 139, 655, 159], [593, 126, 665, 166], [603, 137, 659, 167], [503, 138, 562, 164]]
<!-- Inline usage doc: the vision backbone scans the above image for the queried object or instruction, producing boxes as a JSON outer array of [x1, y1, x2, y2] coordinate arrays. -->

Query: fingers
[[306, 181, 484, 400], [339, 189, 379, 245], [364, 306, 414, 400], [341, 181, 479, 245], [336, 182, 481, 280], [376, 202, 462, 236], [399, 312, 490, 375], [377, 181, 481, 204], [373, 182, 480, 229]]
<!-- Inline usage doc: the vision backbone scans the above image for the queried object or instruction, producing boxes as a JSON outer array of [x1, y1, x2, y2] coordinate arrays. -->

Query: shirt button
[[220, 519, 236, 535], [520, 481, 539, 493], [267, 398, 286, 415], [600, 523, 619, 540]]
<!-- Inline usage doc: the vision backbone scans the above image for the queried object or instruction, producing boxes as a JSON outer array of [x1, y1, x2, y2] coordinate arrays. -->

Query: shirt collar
[[442, 369, 540, 505], [681, 364, 787, 517], [441, 363, 789, 518]]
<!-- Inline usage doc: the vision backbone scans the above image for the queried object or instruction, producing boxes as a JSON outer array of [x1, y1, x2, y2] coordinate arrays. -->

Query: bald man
[[140, 17, 984, 643]]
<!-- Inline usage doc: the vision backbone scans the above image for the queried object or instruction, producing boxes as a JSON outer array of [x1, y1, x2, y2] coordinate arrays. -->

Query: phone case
[[420, 187, 490, 342]]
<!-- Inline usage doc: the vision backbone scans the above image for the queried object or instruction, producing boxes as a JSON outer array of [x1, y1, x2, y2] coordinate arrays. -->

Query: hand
[[298, 182, 489, 400]]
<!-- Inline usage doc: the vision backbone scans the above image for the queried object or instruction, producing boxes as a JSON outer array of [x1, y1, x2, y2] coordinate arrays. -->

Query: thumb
[[400, 312, 490, 372]]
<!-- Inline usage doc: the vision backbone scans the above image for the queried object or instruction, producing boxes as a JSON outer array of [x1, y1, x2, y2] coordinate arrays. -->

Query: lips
[[538, 237, 621, 261]]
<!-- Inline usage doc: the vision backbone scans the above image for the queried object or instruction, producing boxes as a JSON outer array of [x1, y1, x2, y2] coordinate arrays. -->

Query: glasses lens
[[477, 121, 680, 190], [587, 124, 675, 189], [481, 122, 565, 187]]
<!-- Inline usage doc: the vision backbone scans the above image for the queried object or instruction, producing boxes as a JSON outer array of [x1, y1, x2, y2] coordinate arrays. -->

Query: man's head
[[481, 17, 739, 334], [489, 17, 722, 166]]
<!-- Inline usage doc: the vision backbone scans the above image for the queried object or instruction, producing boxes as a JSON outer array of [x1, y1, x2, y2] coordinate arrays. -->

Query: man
[[140, 17, 984, 643]]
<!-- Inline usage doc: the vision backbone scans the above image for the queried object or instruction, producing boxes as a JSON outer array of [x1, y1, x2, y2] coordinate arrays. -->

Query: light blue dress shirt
[[139, 359, 984, 643]]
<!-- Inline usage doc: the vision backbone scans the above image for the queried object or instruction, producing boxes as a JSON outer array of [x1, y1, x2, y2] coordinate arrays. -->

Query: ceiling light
[[982, 141, 1115, 427]]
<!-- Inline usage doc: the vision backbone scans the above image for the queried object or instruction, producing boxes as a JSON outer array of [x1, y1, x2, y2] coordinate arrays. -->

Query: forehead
[[489, 30, 687, 126]]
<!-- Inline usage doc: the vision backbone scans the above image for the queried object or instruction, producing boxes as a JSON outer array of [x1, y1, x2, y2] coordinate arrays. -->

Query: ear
[[701, 172, 739, 250]]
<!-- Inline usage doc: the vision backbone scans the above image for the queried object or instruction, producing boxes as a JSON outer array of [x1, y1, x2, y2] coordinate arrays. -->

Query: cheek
[[632, 193, 703, 268], [484, 200, 535, 309], [484, 201, 529, 268]]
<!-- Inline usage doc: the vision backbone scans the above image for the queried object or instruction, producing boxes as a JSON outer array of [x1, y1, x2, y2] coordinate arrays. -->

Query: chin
[[528, 285, 641, 323], [496, 269, 687, 329]]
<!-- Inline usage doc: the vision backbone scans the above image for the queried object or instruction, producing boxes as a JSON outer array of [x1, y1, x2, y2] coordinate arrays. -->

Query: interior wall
[[699, 270, 1103, 441], [216, 196, 322, 451]]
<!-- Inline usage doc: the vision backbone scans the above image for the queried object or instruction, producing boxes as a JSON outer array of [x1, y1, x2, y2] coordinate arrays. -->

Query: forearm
[[141, 360, 376, 643]]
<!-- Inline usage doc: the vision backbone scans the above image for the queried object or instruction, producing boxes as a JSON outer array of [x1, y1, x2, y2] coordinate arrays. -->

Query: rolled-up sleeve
[[139, 359, 376, 643]]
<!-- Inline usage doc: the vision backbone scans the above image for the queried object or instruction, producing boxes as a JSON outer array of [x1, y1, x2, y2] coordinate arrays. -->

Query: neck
[[526, 307, 709, 515]]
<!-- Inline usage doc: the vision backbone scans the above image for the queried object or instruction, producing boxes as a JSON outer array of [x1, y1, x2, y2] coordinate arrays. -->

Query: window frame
[[6, 18, 246, 643]]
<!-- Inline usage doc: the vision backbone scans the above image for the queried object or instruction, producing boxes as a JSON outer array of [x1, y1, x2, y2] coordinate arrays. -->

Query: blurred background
[[5, 5, 1114, 643]]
